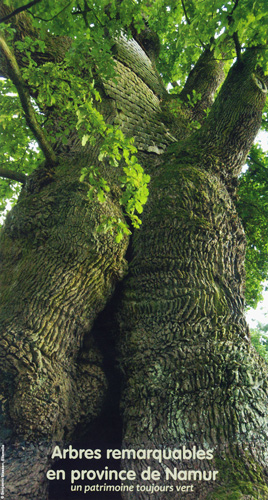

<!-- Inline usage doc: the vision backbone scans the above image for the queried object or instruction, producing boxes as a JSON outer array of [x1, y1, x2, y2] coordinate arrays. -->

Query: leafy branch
[[0, 35, 57, 166], [247, 154, 268, 171], [29, 1, 74, 22], [72, 0, 104, 28], [79, 125, 150, 240], [227, 0, 242, 64], [181, 0, 191, 25]]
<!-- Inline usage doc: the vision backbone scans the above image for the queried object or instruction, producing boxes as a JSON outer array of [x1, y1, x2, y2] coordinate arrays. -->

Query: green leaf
[[115, 232, 123, 243], [97, 189, 106, 203], [82, 134, 89, 147]]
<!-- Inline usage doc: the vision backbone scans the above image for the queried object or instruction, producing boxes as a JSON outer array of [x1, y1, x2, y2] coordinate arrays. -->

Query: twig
[[29, 0, 74, 22], [181, 0, 191, 25], [230, 0, 240, 16], [248, 155, 267, 170], [0, 36, 57, 165], [0, 0, 43, 24], [233, 31, 242, 64], [0, 168, 27, 184], [72, 0, 104, 28], [227, 0, 242, 65]]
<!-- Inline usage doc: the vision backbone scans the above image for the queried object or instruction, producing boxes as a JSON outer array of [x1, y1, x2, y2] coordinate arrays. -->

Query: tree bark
[[116, 50, 268, 499], [0, 26, 174, 497], [117, 159, 268, 499], [0, 149, 129, 497]]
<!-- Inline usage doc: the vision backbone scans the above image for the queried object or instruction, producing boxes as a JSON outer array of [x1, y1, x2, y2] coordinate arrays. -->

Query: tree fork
[[174, 49, 268, 193]]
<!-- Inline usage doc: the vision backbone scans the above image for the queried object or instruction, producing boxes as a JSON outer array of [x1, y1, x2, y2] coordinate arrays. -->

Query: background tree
[[250, 322, 268, 362], [1, 1, 268, 499]]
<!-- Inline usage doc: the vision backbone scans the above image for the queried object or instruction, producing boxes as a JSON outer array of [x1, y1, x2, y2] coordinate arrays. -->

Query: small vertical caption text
[[1, 445, 4, 499]]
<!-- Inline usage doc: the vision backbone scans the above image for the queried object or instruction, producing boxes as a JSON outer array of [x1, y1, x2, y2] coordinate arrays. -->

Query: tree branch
[[180, 46, 225, 121], [227, 0, 242, 64], [0, 3, 72, 79], [193, 49, 267, 183], [247, 154, 267, 171], [232, 31, 242, 64], [181, 0, 191, 25], [0, 168, 27, 184], [72, 0, 104, 28], [0, 0, 42, 24], [230, 0, 240, 16], [29, 0, 74, 23], [0, 35, 57, 166]]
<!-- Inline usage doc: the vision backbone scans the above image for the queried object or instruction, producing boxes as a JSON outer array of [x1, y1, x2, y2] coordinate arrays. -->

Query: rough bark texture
[[0, 154, 129, 499], [115, 51, 268, 500], [117, 162, 268, 500], [0, 6, 268, 500], [179, 45, 225, 122]]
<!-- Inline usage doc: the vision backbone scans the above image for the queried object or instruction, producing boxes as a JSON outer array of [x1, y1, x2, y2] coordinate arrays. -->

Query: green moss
[[208, 482, 267, 500], [208, 452, 268, 500], [148, 163, 227, 234]]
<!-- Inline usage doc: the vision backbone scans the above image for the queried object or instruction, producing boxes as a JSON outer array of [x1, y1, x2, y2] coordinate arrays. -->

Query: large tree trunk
[[0, 7, 268, 498], [0, 151, 129, 499], [118, 159, 268, 500], [0, 25, 173, 497], [116, 53, 268, 500]]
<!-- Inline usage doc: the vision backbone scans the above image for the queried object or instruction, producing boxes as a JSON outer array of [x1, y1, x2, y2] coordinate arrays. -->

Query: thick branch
[[180, 46, 225, 121], [0, 36, 57, 165], [230, 0, 240, 15], [193, 49, 267, 182], [227, 1, 242, 65], [0, 0, 42, 23], [0, 167, 27, 184], [0, 3, 72, 79], [232, 31, 242, 64]]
